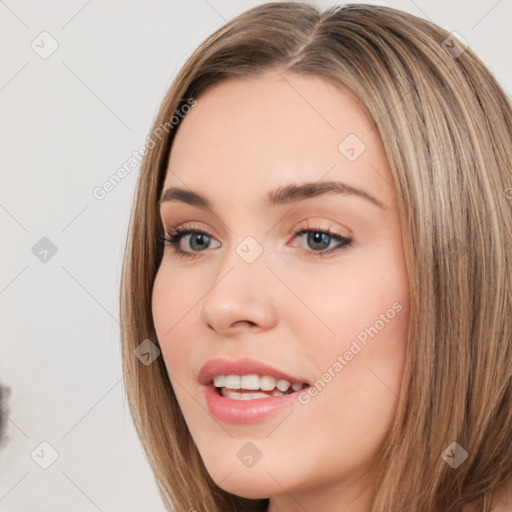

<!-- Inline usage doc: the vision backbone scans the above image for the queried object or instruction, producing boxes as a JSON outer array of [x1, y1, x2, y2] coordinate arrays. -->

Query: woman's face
[[152, 70, 410, 510]]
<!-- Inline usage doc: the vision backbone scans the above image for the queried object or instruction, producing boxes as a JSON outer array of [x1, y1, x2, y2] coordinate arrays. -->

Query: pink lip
[[202, 383, 308, 424], [198, 357, 310, 424], [198, 357, 309, 386]]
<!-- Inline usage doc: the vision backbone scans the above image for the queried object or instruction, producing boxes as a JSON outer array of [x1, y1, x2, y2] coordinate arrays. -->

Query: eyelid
[[161, 219, 353, 260], [162, 224, 220, 254], [293, 216, 352, 236]]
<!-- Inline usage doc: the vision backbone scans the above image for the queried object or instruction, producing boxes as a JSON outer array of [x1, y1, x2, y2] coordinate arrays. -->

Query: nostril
[[232, 320, 257, 328]]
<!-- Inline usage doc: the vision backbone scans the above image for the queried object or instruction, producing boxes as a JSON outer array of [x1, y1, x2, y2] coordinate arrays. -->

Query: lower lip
[[203, 384, 308, 424]]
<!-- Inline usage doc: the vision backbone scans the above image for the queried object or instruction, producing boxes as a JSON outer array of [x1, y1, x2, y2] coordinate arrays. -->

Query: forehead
[[164, 71, 394, 206]]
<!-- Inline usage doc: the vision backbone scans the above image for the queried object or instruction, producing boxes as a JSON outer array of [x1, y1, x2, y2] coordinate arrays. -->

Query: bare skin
[[151, 68, 456, 510]]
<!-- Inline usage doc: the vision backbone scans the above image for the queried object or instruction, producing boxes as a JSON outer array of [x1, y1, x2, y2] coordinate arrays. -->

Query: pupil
[[190, 234, 209, 251], [308, 231, 330, 250]]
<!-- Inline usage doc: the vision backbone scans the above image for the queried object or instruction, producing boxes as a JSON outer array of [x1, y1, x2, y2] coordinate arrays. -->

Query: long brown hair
[[120, 3, 512, 511]]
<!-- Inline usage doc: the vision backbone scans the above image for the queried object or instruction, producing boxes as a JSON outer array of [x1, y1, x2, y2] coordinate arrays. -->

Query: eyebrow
[[158, 180, 387, 210]]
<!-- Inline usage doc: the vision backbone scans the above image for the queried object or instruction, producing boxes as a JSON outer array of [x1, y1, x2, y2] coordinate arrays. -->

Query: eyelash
[[158, 224, 353, 260]]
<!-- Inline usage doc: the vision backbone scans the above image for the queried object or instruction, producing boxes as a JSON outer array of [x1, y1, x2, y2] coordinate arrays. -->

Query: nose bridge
[[199, 233, 279, 333], [216, 230, 270, 284]]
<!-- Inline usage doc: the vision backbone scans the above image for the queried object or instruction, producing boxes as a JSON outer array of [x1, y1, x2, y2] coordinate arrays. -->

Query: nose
[[199, 249, 279, 336]]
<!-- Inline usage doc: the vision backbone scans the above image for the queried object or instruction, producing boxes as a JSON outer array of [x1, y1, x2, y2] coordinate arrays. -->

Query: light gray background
[[1, 0, 510, 510]]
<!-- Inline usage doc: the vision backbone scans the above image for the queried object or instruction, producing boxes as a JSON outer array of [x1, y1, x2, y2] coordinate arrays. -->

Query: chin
[[216, 476, 274, 500], [204, 461, 284, 499]]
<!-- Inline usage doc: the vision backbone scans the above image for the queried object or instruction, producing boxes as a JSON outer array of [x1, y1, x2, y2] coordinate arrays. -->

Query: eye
[[159, 223, 353, 260], [291, 225, 353, 258], [159, 226, 220, 259]]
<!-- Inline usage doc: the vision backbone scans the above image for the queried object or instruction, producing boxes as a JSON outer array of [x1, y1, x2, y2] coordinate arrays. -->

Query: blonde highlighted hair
[[120, 3, 512, 511]]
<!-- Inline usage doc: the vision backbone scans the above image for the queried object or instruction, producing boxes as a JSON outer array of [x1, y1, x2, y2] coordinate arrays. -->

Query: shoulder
[[487, 486, 512, 512], [462, 486, 512, 512]]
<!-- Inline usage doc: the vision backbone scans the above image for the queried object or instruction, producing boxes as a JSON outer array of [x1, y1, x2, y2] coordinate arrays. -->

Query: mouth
[[199, 359, 312, 422], [211, 374, 310, 401]]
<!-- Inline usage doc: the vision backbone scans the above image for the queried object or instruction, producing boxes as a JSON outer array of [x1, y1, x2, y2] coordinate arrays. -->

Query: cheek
[[287, 246, 410, 409], [286, 264, 409, 463], [151, 266, 200, 379], [152, 262, 205, 331], [287, 248, 409, 346], [151, 267, 210, 431]]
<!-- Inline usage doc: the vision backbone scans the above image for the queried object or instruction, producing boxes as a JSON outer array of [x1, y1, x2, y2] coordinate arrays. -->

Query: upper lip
[[198, 357, 310, 386]]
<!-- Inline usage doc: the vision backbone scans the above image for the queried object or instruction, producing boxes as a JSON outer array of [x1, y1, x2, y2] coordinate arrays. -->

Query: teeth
[[212, 374, 306, 393], [213, 375, 225, 388], [223, 375, 240, 389], [221, 389, 268, 400], [276, 379, 291, 392], [259, 375, 276, 391], [240, 374, 261, 390], [221, 388, 285, 400]]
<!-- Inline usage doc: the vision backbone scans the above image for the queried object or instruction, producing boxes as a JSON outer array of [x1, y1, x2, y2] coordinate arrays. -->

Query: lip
[[198, 357, 310, 424], [198, 357, 309, 386], [202, 383, 308, 424]]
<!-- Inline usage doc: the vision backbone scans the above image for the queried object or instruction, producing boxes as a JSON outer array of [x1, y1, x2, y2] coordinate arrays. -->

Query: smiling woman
[[119, 3, 512, 512]]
